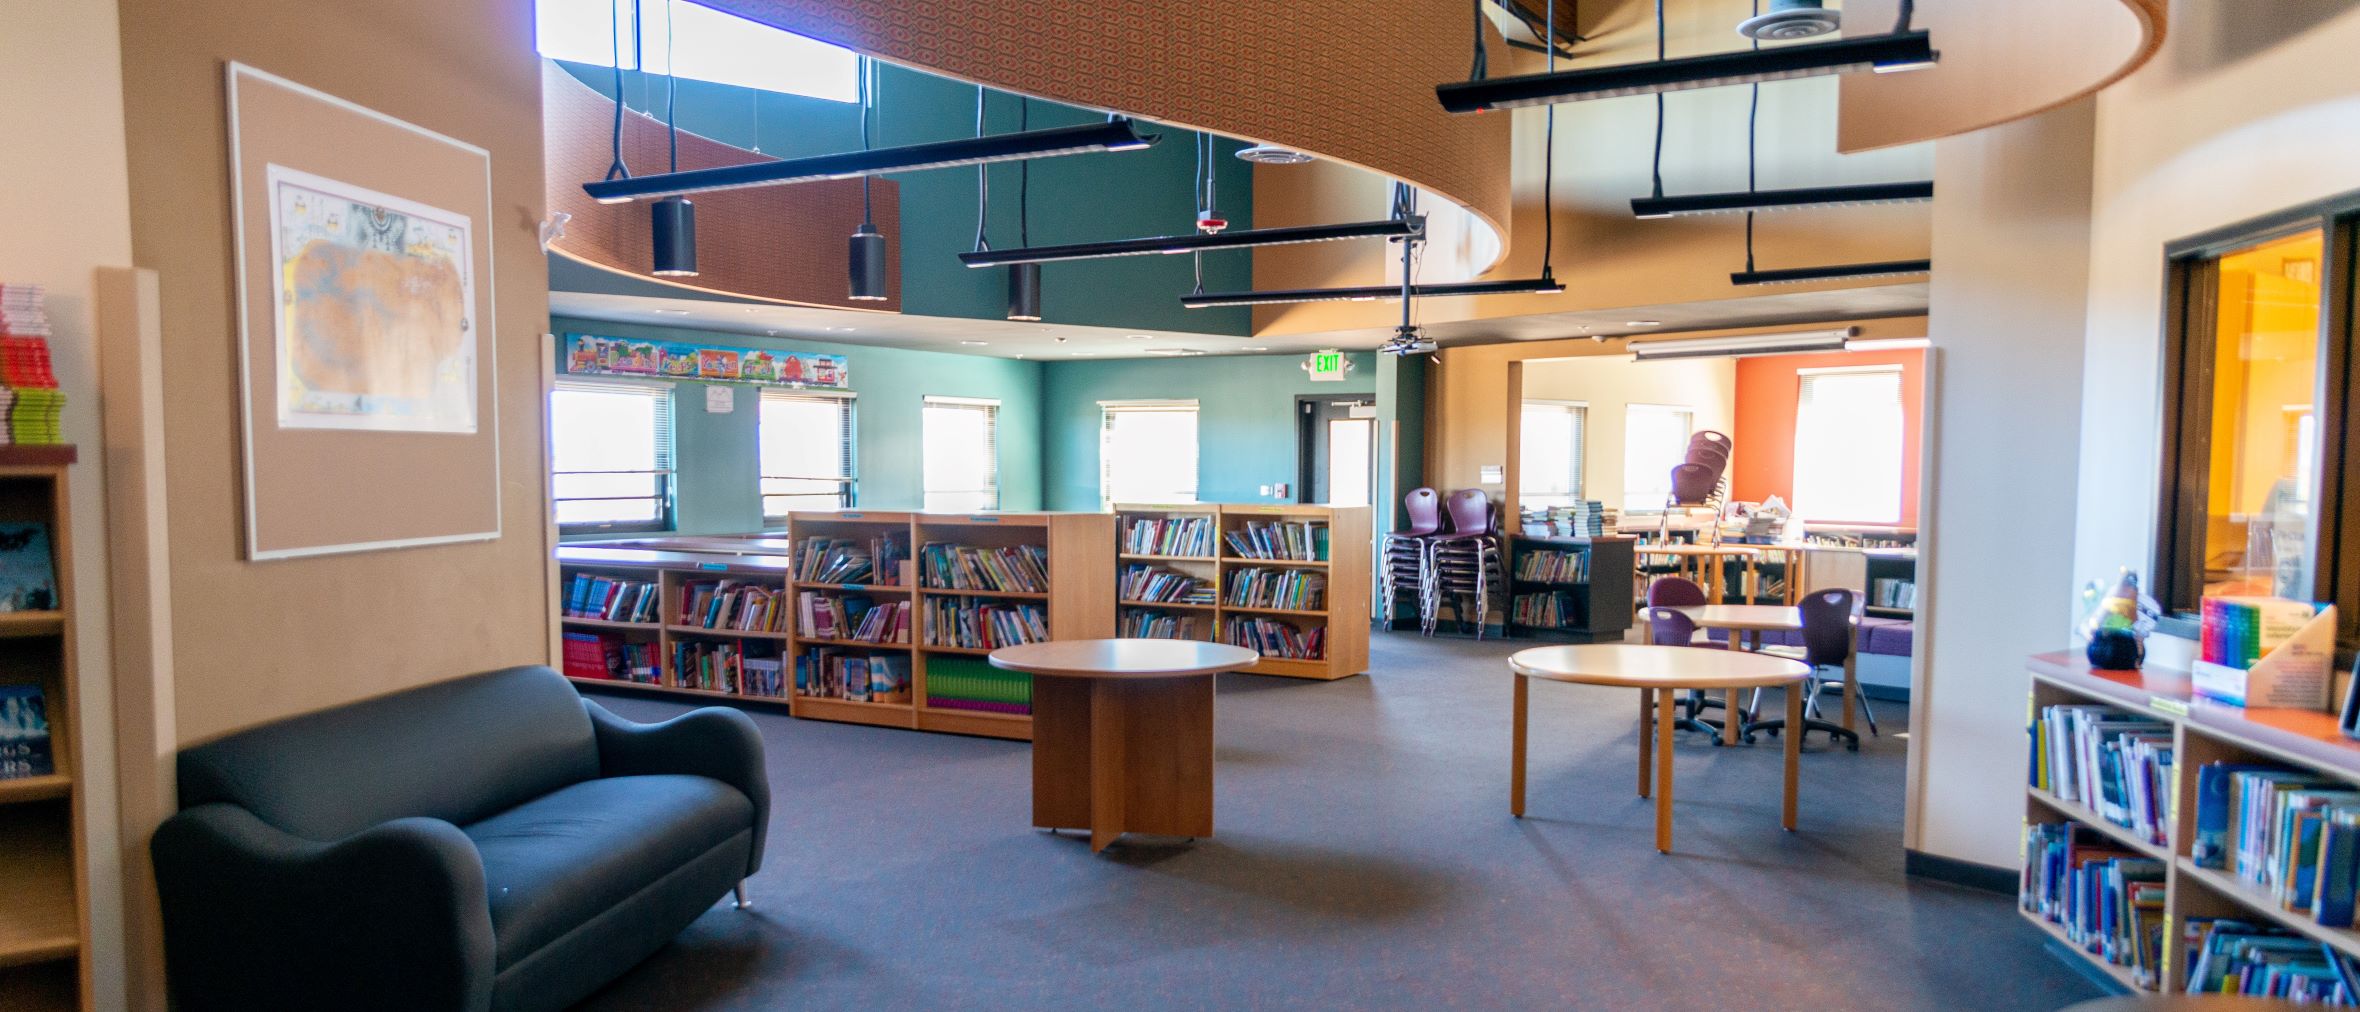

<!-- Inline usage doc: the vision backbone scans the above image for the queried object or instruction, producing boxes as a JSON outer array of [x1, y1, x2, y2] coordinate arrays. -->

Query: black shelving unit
[[1505, 536, 1635, 642]]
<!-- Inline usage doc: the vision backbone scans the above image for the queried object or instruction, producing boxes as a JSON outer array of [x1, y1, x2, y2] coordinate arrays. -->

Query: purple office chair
[[1747, 588, 1870, 751], [1645, 576, 1708, 608], [1668, 463, 1722, 506], [1643, 607, 1728, 739], [1382, 488, 1445, 628], [1400, 488, 1443, 537], [1429, 489, 1503, 636]]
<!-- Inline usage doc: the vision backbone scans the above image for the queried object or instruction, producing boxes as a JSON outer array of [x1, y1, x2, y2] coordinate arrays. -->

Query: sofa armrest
[[150, 803, 495, 1011], [585, 700, 770, 874]]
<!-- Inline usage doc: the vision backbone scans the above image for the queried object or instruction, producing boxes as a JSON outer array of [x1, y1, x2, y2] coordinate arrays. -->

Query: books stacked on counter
[[0, 283, 62, 444], [1511, 592, 1583, 630], [1121, 515, 1214, 557], [1119, 564, 1212, 604], [1514, 549, 1592, 584], [923, 656, 1032, 715], [2030, 703, 2174, 847], [563, 573, 661, 623], [2021, 822, 2166, 988], [1519, 501, 1615, 538], [921, 543, 1050, 592], [676, 580, 787, 633], [561, 632, 659, 684], [1119, 611, 1201, 640], [2182, 919, 2360, 1000], [2192, 762, 2360, 928], [796, 592, 910, 644], [1223, 567, 1324, 610], [923, 598, 1048, 649], [1221, 615, 1323, 660], [795, 648, 910, 703], [1224, 521, 1327, 562]]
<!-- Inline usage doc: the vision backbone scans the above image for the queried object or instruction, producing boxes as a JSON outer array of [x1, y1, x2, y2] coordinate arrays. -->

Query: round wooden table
[[1508, 644, 1810, 853], [1670, 605, 1804, 744], [989, 639, 1259, 853]]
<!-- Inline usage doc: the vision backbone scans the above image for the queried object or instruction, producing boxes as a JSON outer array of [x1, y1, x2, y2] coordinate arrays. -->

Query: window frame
[[922, 395, 1002, 513], [758, 388, 857, 521], [1099, 399, 1201, 510], [1620, 402, 1698, 516], [2153, 190, 2360, 653], [1790, 365, 1907, 526], [550, 377, 676, 535], [1518, 399, 1588, 509]]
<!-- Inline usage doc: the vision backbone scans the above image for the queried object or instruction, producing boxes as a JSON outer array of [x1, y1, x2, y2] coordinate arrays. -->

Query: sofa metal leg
[[734, 883, 752, 910]]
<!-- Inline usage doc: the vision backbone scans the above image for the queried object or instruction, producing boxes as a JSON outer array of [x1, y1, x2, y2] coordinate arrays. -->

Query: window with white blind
[[759, 389, 856, 518], [923, 396, 1000, 513], [1100, 401, 1199, 508], [1518, 400, 1587, 509], [1793, 367, 1905, 524], [550, 379, 674, 532], [1622, 403, 1696, 514]]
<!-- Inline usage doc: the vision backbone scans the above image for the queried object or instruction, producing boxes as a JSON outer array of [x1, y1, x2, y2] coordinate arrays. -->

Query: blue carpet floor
[[577, 631, 2101, 1010]]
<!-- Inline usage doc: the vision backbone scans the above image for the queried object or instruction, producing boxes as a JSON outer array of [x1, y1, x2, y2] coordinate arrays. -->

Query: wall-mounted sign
[[1304, 348, 1351, 382], [562, 333, 849, 389]]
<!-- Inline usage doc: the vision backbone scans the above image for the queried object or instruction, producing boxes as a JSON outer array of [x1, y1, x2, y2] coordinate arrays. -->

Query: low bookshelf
[[2020, 652, 2360, 995], [1113, 503, 1370, 681], [0, 449, 86, 1011], [1503, 536, 1635, 643]]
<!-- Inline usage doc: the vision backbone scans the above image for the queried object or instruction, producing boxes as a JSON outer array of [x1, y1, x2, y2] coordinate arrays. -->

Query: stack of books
[[2182, 917, 2360, 999], [795, 648, 909, 703], [1221, 616, 1324, 659], [1223, 567, 1324, 610], [921, 656, 1031, 715], [563, 573, 661, 623], [2030, 704, 2174, 846], [1511, 592, 1583, 630], [1224, 521, 1327, 561], [2021, 822, 2167, 987], [560, 632, 658, 684], [0, 284, 61, 445], [1514, 549, 1591, 584], [1118, 564, 1209, 604], [922, 598, 1048, 649], [676, 580, 786, 632], [796, 592, 910, 644], [920, 543, 1050, 592], [2193, 762, 2360, 925], [794, 537, 875, 584], [1122, 515, 1214, 557], [1119, 611, 1201, 640]]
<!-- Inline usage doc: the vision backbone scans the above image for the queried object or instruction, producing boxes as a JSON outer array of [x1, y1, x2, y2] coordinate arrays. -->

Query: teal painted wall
[[562, 62, 1253, 335], [551, 318, 1043, 535], [1037, 353, 1379, 512]]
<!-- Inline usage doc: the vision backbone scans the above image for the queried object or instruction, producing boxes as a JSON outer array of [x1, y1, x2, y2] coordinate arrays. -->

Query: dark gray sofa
[[152, 665, 768, 1012]]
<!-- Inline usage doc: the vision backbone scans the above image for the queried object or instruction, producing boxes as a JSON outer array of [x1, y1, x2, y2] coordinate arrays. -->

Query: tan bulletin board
[[227, 63, 501, 560]]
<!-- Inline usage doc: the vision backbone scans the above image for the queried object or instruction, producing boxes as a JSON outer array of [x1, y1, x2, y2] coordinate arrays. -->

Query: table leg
[[1089, 680, 1127, 852], [1511, 674, 1529, 817], [1783, 682, 1803, 831], [1655, 685, 1676, 853], [1723, 686, 1744, 746], [1841, 652, 1859, 734], [1637, 687, 1653, 799]]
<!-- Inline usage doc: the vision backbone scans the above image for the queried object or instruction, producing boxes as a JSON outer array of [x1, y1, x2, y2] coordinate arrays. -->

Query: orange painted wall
[[1729, 349, 1926, 526]]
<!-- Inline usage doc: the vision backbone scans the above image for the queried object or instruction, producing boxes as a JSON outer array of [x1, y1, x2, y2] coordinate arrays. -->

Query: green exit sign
[[1305, 349, 1349, 382]]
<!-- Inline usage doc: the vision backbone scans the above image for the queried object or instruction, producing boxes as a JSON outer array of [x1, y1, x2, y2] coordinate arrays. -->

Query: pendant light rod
[[958, 217, 1419, 268], [586, 118, 1155, 203]]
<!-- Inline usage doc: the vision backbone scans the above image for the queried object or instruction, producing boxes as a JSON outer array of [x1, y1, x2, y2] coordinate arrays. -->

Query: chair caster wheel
[[1848, 742, 1860, 753]]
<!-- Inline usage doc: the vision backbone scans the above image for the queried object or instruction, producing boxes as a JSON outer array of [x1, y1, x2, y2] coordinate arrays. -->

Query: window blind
[[923, 396, 1000, 512], [1100, 400, 1199, 508], [759, 388, 857, 517], [550, 378, 675, 532]]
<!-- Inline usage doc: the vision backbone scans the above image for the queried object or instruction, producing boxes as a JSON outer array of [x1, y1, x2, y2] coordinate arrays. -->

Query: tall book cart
[[556, 511, 1114, 742], [1112, 503, 1369, 680], [1503, 535, 1635, 643], [0, 448, 86, 1011], [2021, 652, 2360, 994]]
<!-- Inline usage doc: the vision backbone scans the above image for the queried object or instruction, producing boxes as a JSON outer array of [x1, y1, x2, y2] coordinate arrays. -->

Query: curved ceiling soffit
[[541, 63, 904, 312], [1837, 0, 2167, 153], [698, 0, 1515, 272]]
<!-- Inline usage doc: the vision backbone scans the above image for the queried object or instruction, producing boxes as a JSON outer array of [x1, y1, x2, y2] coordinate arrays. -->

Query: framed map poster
[[228, 63, 501, 560]]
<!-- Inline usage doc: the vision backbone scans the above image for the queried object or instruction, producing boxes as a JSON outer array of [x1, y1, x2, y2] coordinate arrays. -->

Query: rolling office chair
[[1746, 588, 1871, 751], [1643, 606, 1728, 742]]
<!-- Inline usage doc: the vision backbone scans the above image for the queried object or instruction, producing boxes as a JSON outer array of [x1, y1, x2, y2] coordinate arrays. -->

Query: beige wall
[[116, 0, 553, 746], [2, 2, 133, 1005], [1518, 356, 1736, 513]]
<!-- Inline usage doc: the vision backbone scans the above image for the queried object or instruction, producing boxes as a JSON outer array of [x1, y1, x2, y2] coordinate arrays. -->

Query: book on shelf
[[795, 648, 909, 703], [1221, 615, 1323, 660], [1119, 564, 1213, 604], [1224, 521, 1327, 562], [923, 656, 1031, 715], [564, 573, 662, 624], [1871, 578, 1917, 610], [561, 631, 659, 684], [674, 639, 775, 694], [922, 598, 1049, 649], [1513, 548, 1591, 584], [1121, 514, 1214, 557], [743, 656, 786, 698], [678, 579, 787, 633], [1511, 591, 1584, 629], [1222, 567, 1325, 610], [0, 523, 56, 612], [794, 536, 880, 584], [2182, 917, 2360, 1000], [2030, 704, 2174, 847], [797, 592, 911, 644], [0, 683, 52, 780], [2190, 760, 2360, 928], [920, 543, 1051, 592], [1119, 610, 1202, 640], [2021, 822, 2168, 988]]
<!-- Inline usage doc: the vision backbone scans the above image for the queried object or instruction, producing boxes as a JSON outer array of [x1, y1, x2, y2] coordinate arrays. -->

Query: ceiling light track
[[1731, 259, 1931, 286], [1633, 181, 1933, 219], [958, 218, 1419, 269], [1179, 277, 1564, 309], [1630, 327, 1859, 360], [584, 119, 1156, 204], [1435, 29, 1934, 112]]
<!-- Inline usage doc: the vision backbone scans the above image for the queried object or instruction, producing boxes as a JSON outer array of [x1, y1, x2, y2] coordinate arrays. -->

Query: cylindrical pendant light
[[1005, 97, 1042, 321], [1006, 263, 1042, 321], [848, 223, 888, 301], [650, 197, 697, 276]]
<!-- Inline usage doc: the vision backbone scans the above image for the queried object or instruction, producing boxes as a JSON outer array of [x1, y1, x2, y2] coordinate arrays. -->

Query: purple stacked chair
[[1380, 488, 1444, 627], [1426, 489, 1503, 637]]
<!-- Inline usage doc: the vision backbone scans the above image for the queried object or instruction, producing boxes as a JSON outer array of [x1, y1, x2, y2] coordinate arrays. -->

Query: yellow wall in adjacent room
[[116, 0, 554, 747]]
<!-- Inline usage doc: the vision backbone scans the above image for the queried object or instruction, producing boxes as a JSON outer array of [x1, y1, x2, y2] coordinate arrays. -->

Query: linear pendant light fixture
[[958, 218, 1418, 268], [1630, 327, 1858, 360], [585, 119, 1155, 203], [1633, 181, 1933, 219], [1438, 30, 1932, 111], [1180, 276, 1565, 309], [1731, 259, 1931, 286]]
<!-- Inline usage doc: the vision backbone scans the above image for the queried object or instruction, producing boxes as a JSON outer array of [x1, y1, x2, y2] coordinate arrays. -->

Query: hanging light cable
[[602, 0, 629, 185], [1007, 96, 1042, 321], [848, 56, 888, 301], [649, 0, 698, 277]]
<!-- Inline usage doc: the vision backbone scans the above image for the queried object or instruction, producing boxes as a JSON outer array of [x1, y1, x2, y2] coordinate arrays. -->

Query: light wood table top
[[1635, 544, 1761, 558], [1509, 644, 1808, 689], [990, 639, 1260, 680], [1671, 604, 1804, 632]]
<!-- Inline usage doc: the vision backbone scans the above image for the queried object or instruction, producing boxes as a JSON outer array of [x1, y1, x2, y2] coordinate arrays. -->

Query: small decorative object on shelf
[[2078, 568, 2157, 671]]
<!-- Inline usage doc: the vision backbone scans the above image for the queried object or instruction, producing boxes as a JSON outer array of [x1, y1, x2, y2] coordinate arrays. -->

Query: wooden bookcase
[[2021, 652, 2360, 993], [0, 448, 86, 1011], [1504, 535, 1635, 643], [1113, 503, 1370, 681], [556, 511, 1114, 742]]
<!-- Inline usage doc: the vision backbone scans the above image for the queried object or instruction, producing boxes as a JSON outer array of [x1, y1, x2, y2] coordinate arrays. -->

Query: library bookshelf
[[1112, 503, 1369, 681], [2022, 651, 2360, 994], [556, 511, 1114, 742], [1503, 536, 1635, 643], [0, 448, 86, 1011]]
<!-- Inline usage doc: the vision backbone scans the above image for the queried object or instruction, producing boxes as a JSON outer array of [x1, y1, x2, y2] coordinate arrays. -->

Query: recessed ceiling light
[[1626, 320, 1662, 327], [960, 340, 988, 346], [653, 308, 690, 316], [1146, 348, 1207, 357], [1126, 334, 1154, 340]]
